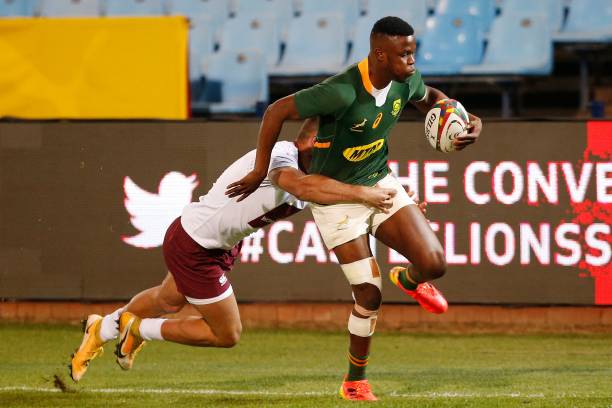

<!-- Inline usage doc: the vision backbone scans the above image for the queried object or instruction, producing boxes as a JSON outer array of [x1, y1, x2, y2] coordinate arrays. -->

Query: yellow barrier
[[0, 17, 188, 119]]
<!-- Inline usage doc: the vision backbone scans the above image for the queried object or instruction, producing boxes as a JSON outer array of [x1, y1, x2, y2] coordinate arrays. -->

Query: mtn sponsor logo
[[342, 139, 384, 162]]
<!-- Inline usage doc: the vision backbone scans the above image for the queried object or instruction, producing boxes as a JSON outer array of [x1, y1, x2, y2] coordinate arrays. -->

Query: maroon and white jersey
[[181, 141, 306, 250]]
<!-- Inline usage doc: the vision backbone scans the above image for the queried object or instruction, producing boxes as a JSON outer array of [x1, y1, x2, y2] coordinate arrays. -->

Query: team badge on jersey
[[350, 118, 368, 132], [391, 98, 401, 116]]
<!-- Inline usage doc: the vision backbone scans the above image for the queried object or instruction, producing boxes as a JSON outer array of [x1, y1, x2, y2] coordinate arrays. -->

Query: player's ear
[[373, 47, 385, 63]]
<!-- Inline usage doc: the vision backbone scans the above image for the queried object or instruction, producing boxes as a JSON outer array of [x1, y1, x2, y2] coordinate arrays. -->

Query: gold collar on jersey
[[357, 58, 374, 95]]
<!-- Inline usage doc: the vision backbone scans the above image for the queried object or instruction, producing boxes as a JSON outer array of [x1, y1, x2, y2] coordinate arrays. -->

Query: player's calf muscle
[[155, 296, 183, 315], [414, 250, 447, 281]]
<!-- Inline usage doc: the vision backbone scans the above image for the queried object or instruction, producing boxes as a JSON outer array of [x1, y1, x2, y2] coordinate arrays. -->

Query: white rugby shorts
[[310, 173, 416, 249]]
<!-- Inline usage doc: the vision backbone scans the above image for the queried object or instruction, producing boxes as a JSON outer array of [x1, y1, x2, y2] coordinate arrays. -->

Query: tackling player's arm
[[268, 167, 397, 213], [226, 96, 300, 201], [411, 85, 483, 151], [226, 78, 354, 201]]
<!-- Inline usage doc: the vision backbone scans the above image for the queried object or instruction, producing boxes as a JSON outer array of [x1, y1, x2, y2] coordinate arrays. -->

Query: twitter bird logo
[[122, 172, 199, 249]]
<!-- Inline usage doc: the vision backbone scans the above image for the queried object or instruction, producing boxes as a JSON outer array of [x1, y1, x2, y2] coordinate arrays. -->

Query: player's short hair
[[370, 16, 414, 37]]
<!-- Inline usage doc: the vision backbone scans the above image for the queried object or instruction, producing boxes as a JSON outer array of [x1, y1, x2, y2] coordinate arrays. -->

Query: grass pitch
[[0, 323, 611, 407]]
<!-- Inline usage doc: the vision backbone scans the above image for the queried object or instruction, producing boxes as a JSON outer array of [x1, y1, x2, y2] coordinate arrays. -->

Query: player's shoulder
[[320, 64, 360, 102], [272, 140, 298, 155], [271, 141, 298, 163]]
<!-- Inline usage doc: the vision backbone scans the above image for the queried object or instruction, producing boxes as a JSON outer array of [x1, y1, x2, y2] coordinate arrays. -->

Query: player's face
[[384, 35, 417, 82]]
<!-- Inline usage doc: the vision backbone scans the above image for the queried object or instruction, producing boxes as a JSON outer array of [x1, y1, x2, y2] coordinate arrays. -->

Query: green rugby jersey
[[294, 58, 426, 186]]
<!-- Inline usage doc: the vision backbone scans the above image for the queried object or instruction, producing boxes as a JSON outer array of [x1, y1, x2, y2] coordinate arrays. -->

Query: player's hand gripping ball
[[424, 99, 469, 153]]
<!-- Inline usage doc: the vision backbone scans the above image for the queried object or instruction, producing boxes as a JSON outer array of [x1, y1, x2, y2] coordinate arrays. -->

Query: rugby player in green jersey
[[227, 17, 483, 401]]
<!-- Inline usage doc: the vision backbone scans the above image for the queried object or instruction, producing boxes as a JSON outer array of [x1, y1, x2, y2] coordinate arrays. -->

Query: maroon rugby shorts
[[162, 217, 242, 303]]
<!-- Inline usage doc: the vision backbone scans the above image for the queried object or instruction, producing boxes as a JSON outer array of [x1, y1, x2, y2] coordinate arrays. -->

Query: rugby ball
[[424, 99, 469, 153]]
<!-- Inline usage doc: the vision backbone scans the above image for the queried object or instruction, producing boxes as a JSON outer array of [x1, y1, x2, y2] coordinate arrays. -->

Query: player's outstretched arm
[[410, 85, 449, 114], [226, 95, 301, 201], [412, 85, 483, 150], [269, 167, 397, 213]]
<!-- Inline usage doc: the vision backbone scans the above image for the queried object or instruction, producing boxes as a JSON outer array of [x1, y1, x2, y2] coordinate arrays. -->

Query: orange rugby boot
[[69, 314, 105, 382], [115, 312, 146, 370], [339, 376, 378, 401], [389, 266, 448, 314]]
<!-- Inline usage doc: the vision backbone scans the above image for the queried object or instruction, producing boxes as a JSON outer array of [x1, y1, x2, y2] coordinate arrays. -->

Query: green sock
[[398, 267, 418, 291], [347, 352, 368, 381]]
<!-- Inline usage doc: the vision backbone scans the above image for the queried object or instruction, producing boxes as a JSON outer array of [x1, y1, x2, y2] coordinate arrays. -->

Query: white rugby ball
[[424, 99, 469, 153]]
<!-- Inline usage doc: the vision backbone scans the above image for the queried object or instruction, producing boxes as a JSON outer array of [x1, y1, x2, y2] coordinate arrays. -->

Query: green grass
[[0, 323, 611, 407]]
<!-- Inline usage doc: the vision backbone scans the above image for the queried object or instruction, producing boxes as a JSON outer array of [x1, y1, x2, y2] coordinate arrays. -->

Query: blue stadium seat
[[0, 0, 36, 16], [361, 0, 428, 35], [203, 50, 268, 113], [167, 0, 228, 43], [231, 0, 292, 19], [435, 0, 497, 33], [346, 14, 378, 65], [554, 0, 612, 42], [230, 0, 292, 38], [167, 0, 228, 20], [273, 13, 346, 75], [500, 0, 563, 33], [104, 0, 165, 16], [189, 16, 214, 80], [462, 13, 552, 75], [417, 14, 484, 75], [218, 14, 280, 69], [294, 0, 360, 38], [39, 0, 101, 17], [427, 0, 439, 13]]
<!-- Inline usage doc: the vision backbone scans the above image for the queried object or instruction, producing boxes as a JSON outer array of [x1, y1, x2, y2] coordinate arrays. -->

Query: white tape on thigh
[[340, 257, 382, 289], [348, 313, 377, 337]]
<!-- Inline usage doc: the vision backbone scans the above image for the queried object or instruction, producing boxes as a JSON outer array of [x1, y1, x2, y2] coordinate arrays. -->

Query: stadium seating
[[293, 0, 360, 38], [218, 13, 280, 69], [462, 13, 552, 75], [0, 0, 36, 16], [361, 0, 428, 35], [231, 0, 292, 19], [167, 0, 228, 43], [417, 14, 484, 75], [104, 0, 166, 16], [554, 0, 612, 42], [435, 0, 497, 33], [500, 0, 563, 33], [230, 0, 292, 37], [189, 16, 214, 81], [39, 0, 101, 17], [202, 50, 268, 113], [167, 0, 228, 26], [167, 0, 228, 19], [346, 14, 379, 65], [273, 13, 346, 76]]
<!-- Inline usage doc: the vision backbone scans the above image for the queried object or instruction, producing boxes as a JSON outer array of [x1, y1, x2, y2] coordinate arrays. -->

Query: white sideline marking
[[0, 386, 585, 398]]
